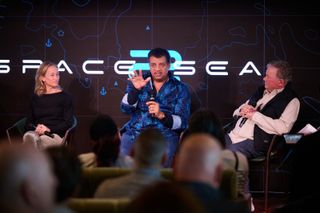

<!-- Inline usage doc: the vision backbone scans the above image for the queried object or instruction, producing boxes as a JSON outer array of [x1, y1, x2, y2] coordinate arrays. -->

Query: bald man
[[0, 142, 56, 213], [174, 133, 249, 213], [94, 128, 167, 199], [175, 133, 223, 187]]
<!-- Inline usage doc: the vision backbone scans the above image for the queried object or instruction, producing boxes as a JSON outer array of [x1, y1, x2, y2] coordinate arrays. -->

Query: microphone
[[149, 93, 155, 101], [30, 124, 54, 138], [149, 93, 156, 117], [239, 104, 262, 128], [149, 80, 156, 117], [44, 131, 54, 138], [239, 117, 247, 128], [149, 79, 156, 101]]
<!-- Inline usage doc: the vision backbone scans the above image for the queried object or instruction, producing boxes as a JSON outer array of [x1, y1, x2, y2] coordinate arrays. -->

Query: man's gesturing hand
[[128, 70, 151, 90]]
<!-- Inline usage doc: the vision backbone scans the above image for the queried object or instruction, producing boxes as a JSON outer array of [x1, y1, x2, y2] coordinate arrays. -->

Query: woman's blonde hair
[[34, 61, 59, 96]]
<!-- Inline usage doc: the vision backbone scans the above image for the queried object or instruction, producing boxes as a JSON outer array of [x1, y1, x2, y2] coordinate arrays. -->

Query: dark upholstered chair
[[223, 121, 294, 212], [6, 115, 77, 146], [6, 117, 27, 144], [62, 115, 77, 146], [67, 198, 130, 213], [248, 134, 293, 212], [69, 168, 239, 213], [75, 168, 173, 198], [75, 167, 238, 202]]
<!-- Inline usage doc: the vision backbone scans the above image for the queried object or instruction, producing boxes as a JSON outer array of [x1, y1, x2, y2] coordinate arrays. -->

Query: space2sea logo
[[0, 50, 261, 76], [114, 50, 261, 76]]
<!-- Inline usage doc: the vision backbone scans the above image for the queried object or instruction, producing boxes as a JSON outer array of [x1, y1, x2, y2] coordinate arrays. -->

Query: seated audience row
[[84, 109, 250, 203], [92, 129, 249, 212]]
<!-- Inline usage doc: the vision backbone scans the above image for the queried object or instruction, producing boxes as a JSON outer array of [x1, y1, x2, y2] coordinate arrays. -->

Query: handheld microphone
[[149, 80, 156, 117], [30, 124, 54, 138], [44, 131, 54, 138], [149, 94, 156, 117], [239, 117, 247, 127], [149, 79, 156, 101], [239, 104, 262, 128], [149, 93, 155, 101]]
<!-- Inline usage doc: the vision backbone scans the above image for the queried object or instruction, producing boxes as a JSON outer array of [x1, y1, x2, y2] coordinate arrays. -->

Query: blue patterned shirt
[[120, 71, 191, 138]]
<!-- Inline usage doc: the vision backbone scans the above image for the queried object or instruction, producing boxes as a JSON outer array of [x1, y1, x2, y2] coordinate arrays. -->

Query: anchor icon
[[45, 39, 52, 48], [100, 86, 107, 96]]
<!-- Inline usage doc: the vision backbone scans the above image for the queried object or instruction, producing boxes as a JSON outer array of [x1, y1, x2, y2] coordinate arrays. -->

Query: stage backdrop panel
[[1, 0, 319, 153]]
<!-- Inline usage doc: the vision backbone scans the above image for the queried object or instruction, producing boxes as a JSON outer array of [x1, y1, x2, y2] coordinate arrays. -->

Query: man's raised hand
[[128, 70, 151, 90]]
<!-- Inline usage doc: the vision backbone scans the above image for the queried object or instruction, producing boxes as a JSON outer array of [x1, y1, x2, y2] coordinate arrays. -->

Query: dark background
[[1, 0, 319, 153]]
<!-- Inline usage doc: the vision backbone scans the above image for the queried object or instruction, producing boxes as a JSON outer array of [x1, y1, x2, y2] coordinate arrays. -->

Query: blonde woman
[[23, 61, 74, 149]]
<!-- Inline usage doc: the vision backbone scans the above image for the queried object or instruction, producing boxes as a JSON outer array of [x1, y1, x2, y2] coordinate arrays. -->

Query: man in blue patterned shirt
[[120, 48, 191, 167]]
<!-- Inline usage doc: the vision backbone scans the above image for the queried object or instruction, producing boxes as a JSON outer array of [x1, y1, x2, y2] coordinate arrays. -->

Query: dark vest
[[248, 83, 298, 153]]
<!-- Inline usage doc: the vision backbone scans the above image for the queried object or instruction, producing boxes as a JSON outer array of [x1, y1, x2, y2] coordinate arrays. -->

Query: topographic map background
[[1, 0, 319, 152]]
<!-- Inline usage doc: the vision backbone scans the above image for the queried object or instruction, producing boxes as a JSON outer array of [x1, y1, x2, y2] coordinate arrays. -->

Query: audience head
[[45, 146, 82, 204], [0, 143, 56, 212], [89, 114, 120, 167], [174, 133, 223, 188], [134, 128, 167, 169], [182, 108, 226, 148], [128, 182, 205, 213], [35, 61, 61, 96]]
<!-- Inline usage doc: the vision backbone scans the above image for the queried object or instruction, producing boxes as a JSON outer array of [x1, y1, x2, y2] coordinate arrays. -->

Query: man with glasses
[[225, 60, 300, 159], [120, 48, 191, 167]]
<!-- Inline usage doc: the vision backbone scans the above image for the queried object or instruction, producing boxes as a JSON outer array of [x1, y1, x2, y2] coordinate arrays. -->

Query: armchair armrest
[[62, 116, 77, 146]]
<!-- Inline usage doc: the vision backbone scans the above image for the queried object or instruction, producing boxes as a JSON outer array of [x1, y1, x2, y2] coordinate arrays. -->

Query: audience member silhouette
[[174, 133, 249, 213], [94, 128, 167, 199], [45, 146, 82, 213], [180, 108, 250, 201], [78, 114, 132, 168], [0, 142, 56, 212], [127, 181, 205, 213]]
